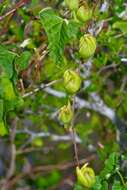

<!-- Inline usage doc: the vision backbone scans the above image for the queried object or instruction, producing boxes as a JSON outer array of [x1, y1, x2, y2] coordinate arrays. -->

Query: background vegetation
[[0, 0, 127, 189]]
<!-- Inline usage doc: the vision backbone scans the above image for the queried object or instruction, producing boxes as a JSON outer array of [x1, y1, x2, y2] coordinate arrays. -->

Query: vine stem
[[93, 0, 100, 15], [70, 128, 80, 166], [69, 96, 80, 166], [116, 170, 125, 186]]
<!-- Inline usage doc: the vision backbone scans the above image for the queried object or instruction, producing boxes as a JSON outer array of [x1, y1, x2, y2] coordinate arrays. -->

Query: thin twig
[[71, 128, 80, 166], [69, 96, 80, 166], [0, 0, 29, 21], [1, 118, 18, 190], [22, 79, 62, 98], [16, 129, 81, 150], [93, 0, 100, 15]]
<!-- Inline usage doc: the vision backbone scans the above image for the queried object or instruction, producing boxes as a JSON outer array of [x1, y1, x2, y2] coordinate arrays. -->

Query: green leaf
[[101, 181, 108, 190], [0, 99, 4, 120], [39, 7, 81, 65], [73, 184, 84, 190], [112, 181, 122, 190], [0, 75, 16, 101], [0, 0, 8, 15], [92, 177, 108, 190], [100, 152, 119, 180], [113, 21, 127, 33], [0, 45, 16, 78], [0, 75, 24, 112], [0, 99, 8, 136], [92, 176, 102, 190], [15, 51, 32, 71], [0, 120, 8, 136], [123, 184, 127, 190], [67, 20, 81, 41]]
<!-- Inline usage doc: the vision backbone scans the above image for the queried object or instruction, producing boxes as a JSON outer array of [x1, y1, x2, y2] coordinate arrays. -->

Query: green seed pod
[[63, 70, 81, 94], [59, 102, 73, 124], [76, 164, 96, 188], [79, 34, 96, 59], [65, 0, 79, 11], [77, 3, 92, 22], [0, 76, 16, 101], [0, 121, 8, 136]]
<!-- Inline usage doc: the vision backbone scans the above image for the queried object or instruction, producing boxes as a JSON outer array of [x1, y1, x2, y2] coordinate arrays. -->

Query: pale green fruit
[[76, 164, 96, 188], [79, 34, 96, 59], [63, 70, 81, 94], [59, 102, 73, 124], [65, 0, 79, 11], [77, 4, 92, 22]]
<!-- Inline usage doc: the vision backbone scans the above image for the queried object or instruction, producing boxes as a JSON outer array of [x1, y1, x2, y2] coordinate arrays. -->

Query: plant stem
[[0, 0, 29, 21], [69, 96, 80, 166], [117, 170, 125, 186], [73, 129, 80, 166], [22, 79, 62, 98]]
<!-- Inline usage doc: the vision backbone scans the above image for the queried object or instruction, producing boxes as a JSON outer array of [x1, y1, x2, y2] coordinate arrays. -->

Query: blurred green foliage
[[0, 0, 127, 189]]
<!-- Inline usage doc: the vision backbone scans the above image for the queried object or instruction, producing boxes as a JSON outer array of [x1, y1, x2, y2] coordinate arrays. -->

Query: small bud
[[0, 121, 8, 136], [65, 0, 79, 11], [59, 102, 73, 124], [63, 70, 81, 94], [76, 164, 96, 188], [77, 3, 92, 22], [79, 34, 96, 59]]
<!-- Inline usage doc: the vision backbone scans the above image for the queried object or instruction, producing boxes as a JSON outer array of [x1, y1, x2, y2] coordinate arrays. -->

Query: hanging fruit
[[79, 34, 96, 59], [76, 164, 96, 188], [63, 70, 81, 94], [65, 0, 79, 11], [77, 2, 92, 22], [59, 101, 73, 124]]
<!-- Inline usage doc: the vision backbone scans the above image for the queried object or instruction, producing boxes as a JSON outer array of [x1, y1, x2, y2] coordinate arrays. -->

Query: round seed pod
[[65, 0, 79, 11], [77, 3, 92, 22], [76, 164, 96, 188], [63, 70, 81, 94], [79, 34, 96, 59], [59, 102, 73, 124]]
